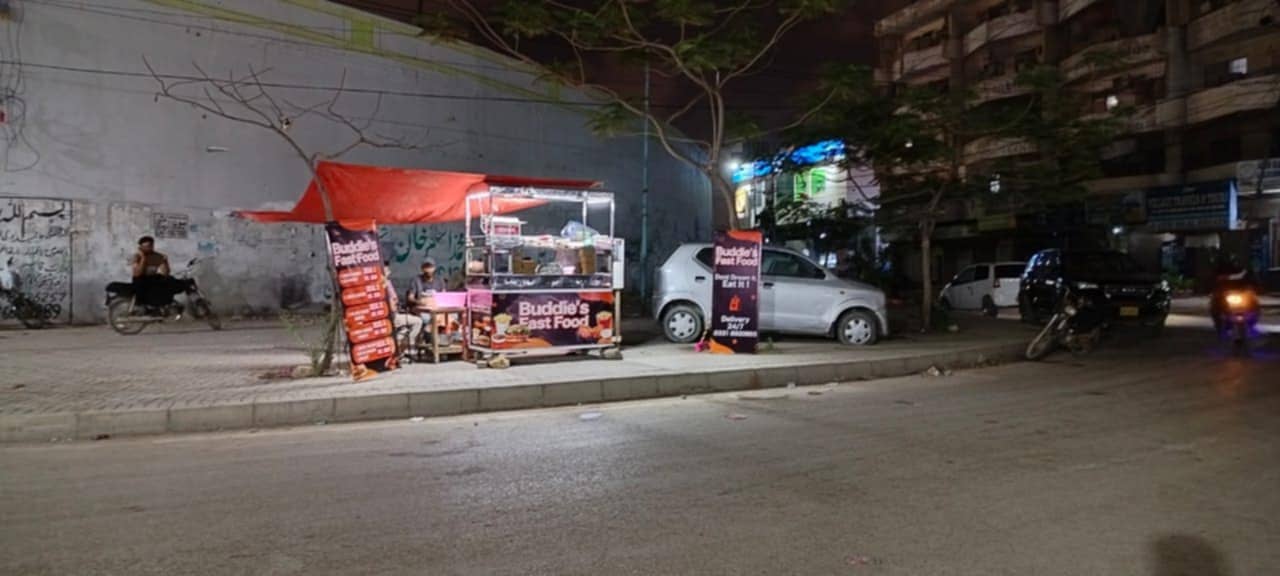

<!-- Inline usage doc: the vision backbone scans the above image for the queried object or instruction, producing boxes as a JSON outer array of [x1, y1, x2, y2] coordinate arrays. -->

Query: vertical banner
[[326, 220, 396, 381], [711, 230, 762, 354]]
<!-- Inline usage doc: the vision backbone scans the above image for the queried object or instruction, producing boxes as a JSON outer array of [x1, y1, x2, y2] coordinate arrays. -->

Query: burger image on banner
[[470, 291, 616, 350]]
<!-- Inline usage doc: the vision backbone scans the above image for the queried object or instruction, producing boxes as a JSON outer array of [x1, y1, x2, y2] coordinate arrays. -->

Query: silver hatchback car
[[652, 243, 889, 345]]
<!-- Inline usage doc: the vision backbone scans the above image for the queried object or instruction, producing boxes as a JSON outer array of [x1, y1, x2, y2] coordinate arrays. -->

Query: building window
[[1230, 57, 1249, 76], [1013, 49, 1039, 72], [1205, 57, 1250, 88]]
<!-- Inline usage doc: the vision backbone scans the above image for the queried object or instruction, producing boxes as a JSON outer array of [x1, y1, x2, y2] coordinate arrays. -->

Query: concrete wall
[[0, 0, 710, 323]]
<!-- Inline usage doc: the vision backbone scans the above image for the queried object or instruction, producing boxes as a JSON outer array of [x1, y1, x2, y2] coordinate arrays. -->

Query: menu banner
[[710, 230, 762, 354], [469, 290, 614, 350], [326, 220, 395, 380]]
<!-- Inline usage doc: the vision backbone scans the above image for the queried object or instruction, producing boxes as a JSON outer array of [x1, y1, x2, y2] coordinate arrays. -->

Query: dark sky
[[333, 0, 889, 139]]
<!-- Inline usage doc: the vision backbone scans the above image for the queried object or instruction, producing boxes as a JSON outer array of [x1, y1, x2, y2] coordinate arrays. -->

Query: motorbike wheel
[[193, 299, 222, 331], [1230, 322, 1249, 354], [14, 297, 48, 330], [107, 297, 147, 335], [1025, 314, 1066, 361]]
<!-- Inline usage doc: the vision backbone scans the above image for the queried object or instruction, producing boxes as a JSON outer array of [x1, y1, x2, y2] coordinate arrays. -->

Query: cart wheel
[[488, 356, 511, 370], [601, 347, 623, 361]]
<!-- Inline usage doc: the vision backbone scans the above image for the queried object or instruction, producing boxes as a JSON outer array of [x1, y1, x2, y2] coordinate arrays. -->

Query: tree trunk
[[710, 171, 741, 230], [919, 228, 933, 332], [313, 158, 341, 376]]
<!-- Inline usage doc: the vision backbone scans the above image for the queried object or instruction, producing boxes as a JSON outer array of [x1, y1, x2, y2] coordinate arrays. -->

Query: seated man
[[383, 262, 423, 361], [407, 258, 447, 344], [130, 236, 180, 309]]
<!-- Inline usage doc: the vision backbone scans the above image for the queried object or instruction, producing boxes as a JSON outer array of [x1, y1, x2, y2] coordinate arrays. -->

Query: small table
[[419, 306, 467, 364]]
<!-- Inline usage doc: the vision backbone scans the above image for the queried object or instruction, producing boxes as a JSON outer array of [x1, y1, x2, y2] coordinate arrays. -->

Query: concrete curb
[[0, 342, 1025, 443]]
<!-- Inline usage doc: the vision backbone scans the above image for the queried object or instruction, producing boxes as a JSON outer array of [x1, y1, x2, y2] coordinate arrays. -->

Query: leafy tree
[[793, 62, 1123, 330], [430, 0, 850, 229]]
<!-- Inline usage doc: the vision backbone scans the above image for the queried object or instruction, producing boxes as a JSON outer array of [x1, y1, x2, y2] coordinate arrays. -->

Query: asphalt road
[[2, 329, 1278, 575]]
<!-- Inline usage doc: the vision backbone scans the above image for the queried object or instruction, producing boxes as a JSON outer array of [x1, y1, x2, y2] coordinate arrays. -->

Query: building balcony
[[895, 44, 949, 81], [1062, 33, 1164, 83], [877, 0, 956, 37], [1087, 172, 1182, 195], [971, 74, 1033, 105], [964, 137, 1036, 163], [964, 10, 1039, 55], [1186, 73, 1280, 125], [1188, 0, 1280, 52], [1059, 0, 1102, 22], [1084, 104, 1160, 134]]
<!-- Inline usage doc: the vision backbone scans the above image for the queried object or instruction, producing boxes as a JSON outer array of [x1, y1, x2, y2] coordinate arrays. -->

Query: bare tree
[[143, 59, 437, 375], [431, 0, 849, 229]]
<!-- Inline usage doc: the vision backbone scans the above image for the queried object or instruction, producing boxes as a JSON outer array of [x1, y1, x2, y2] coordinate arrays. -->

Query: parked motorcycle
[[1210, 272, 1259, 350], [1025, 284, 1105, 360], [105, 258, 221, 335], [0, 287, 52, 329]]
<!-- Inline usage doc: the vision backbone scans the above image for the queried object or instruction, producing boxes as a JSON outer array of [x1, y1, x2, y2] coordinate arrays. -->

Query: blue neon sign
[[732, 140, 846, 184]]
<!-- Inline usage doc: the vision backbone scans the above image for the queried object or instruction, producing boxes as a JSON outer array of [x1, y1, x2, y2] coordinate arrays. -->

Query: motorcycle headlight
[[1159, 280, 1170, 293], [1225, 292, 1251, 309]]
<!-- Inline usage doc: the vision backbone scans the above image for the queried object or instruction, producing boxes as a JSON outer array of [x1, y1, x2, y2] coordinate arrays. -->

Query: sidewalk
[[0, 317, 1034, 442]]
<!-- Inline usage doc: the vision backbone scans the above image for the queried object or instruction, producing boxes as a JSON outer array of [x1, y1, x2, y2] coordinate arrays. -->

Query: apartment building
[[876, 0, 1280, 291]]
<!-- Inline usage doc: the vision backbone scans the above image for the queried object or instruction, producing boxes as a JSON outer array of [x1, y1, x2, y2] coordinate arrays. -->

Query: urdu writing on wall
[[0, 198, 72, 323]]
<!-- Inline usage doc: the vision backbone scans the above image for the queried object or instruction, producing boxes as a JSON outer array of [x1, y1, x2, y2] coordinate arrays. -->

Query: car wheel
[[837, 310, 878, 346], [1019, 295, 1037, 324], [981, 296, 998, 318], [661, 303, 703, 344]]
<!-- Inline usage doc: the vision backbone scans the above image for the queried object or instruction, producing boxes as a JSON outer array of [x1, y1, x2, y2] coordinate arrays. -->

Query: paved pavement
[[0, 316, 1032, 441], [2, 328, 1276, 575]]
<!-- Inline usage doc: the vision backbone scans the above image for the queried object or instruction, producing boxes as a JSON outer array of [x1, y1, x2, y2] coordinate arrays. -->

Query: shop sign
[[977, 213, 1016, 232], [327, 220, 396, 380], [1237, 159, 1280, 194], [710, 230, 761, 354], [793, 167, 828, 201], [933, 223, 977, 240], [469, 291, 614, 350], [1145, 180, 1238, 232]]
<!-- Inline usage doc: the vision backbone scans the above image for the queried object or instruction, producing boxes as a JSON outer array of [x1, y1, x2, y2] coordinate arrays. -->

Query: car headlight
[[1073, 281, 1099, 290]]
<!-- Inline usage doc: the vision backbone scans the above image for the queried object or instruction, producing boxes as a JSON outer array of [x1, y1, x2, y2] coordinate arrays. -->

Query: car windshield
[[1063, 252, 1143, 276]]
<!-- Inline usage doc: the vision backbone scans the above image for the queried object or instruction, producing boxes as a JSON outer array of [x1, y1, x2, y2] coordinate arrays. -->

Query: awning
[[236, 161, 600, 224]]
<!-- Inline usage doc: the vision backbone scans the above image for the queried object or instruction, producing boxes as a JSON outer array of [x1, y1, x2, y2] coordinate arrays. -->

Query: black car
[[1018, 249, 1171, 332]]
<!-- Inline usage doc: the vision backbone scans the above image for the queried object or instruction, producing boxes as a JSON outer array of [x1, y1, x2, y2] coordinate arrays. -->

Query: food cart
[[464, 185, 622, 366]]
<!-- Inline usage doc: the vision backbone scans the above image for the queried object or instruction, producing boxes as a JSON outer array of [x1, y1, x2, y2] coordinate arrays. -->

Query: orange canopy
[[236, 161, 600, 224]]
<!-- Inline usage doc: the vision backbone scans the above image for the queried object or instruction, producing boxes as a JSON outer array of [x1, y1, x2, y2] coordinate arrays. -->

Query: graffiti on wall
[[153, 212, 190, 239], [0, 198, 72, 323], [379, 224, 466, 283]]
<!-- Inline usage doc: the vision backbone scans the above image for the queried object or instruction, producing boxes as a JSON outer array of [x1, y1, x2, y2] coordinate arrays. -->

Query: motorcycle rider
[[1209, 251, 1258, 333], [0, 257, 18, 293], [130, 236, 179, 310]]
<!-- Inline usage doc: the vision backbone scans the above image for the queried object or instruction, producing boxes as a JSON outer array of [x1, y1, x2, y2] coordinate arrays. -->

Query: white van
[[939, 262, 1026, 316]]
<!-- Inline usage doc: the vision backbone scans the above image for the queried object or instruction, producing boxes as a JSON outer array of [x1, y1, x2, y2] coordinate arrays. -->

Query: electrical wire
[[0, 59, 815, 112], [28, 0, 821, 87]]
